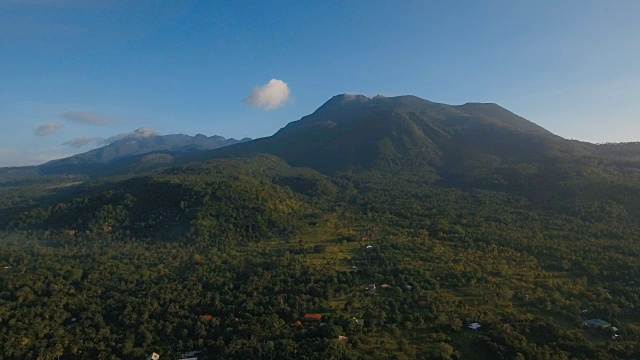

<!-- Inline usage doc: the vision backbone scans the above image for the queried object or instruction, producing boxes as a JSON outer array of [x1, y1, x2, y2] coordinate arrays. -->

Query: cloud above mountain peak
[[62, 127, 158, 149], [62, 137, 102, 148], [244, 79, 291, 111]]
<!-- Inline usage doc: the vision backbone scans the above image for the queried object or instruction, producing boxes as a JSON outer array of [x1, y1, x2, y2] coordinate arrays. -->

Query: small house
[[351, 318, 365, 331], [584, 319, 611, 328], [304, 313, 323, 321], [417, 300, 428, 307], [146, 353, 160, 360], [338, 335, 349, 343], [63, 229, 78, 236], [199, 314, 213, 320], [468, 322, 481, 330], [180, 350, 201, 360], [380, 284, 390, 289]]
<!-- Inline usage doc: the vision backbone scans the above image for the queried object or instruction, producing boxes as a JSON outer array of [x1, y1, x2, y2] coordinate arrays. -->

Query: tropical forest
[[1, 95, 640, 359]]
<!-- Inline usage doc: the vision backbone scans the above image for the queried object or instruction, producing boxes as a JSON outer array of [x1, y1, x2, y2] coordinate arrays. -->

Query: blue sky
[[1, 0, 639, 166]]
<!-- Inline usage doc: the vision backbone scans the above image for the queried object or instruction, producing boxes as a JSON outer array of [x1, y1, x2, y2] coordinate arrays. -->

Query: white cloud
[[97, 127, 158, 145], [60, 127, 158, 149], [62, 111, 117, 126], [34, 122, 64, 136], [244, 79, 292, 111], [62, 137, 102, 148]]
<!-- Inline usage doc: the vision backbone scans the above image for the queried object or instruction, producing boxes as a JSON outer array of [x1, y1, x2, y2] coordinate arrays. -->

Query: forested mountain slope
[[207, 94, 591, 175], [2, 155, 340, 245]]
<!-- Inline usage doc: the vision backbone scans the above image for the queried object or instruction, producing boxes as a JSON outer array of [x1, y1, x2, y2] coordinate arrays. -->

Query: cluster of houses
[[362, 283, 392, 295]]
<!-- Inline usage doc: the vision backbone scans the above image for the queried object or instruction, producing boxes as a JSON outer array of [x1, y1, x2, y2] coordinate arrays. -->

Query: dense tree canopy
[[0, 151, 639, 359]]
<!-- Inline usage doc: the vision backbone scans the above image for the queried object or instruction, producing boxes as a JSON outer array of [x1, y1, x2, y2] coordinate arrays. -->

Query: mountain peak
[[233, 93, 578, 174], [334, 93, 371, 102], [315, 94, 371, 111]]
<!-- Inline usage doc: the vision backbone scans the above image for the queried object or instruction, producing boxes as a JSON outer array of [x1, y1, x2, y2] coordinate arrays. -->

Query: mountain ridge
[[202, 94, 591, 176], [45, 133, 251, 166], [2, 94, 639, 182]]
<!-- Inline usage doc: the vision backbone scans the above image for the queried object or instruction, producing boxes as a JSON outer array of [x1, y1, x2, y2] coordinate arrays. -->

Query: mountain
[[38, 132, 251, 177], [47, 132, 250, 165], [195, 94, 640, 217], [12, 93, 639, 235], [207, 94, 591, 176]]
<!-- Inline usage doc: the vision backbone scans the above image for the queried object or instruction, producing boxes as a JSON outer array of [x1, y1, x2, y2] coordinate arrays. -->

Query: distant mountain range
[[51, 133, 250, 166], [48, 132, 250, 165], [2, 94, 639, 181], [36, 133, 251, 176]]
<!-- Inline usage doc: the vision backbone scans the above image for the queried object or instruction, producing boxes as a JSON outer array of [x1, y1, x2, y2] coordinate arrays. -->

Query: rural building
[[351, 318, 365, 331], [179, 351, 201, 359], [584, 319, 611, 328], [304, 313, 323, 321], [146, 353, 160, 360], [468, 322, 481, 330]]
